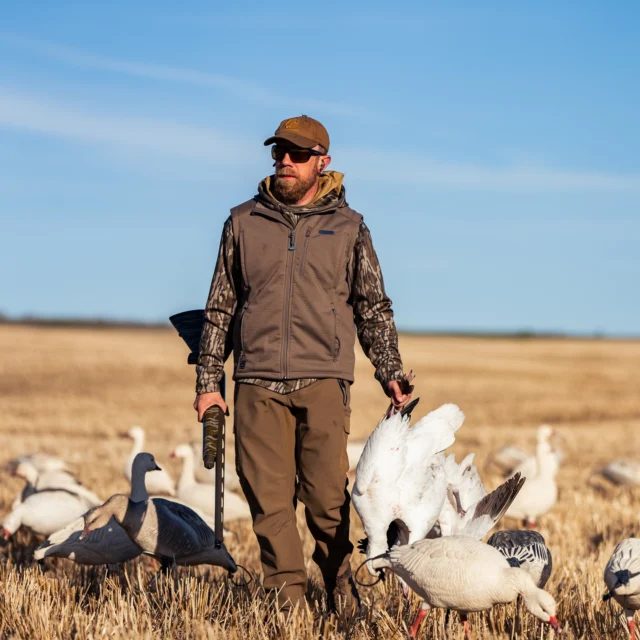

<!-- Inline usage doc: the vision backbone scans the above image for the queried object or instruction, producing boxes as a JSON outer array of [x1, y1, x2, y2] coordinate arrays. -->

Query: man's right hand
[[194, 392, 228, 421]]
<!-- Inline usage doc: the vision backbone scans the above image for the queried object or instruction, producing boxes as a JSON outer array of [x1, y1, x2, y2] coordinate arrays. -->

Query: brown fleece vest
[[230, 198, 363, 382]]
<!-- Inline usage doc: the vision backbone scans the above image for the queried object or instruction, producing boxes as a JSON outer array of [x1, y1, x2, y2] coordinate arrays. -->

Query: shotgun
[[169, 309, 226, 547]]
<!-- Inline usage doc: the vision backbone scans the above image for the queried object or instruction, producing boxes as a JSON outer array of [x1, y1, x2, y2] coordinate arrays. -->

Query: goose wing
[[152, 498, 217, 556]]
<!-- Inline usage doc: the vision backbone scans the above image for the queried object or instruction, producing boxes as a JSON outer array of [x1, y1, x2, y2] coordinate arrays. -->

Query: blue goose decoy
[[487, 529, 552, 588]]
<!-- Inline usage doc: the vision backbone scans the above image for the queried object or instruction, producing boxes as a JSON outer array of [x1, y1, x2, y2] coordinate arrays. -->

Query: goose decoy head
[[132, 452, 162, 474], [524, 587, 559, 631], [215, 541, 238, 574], [81, 504, 111, 539]]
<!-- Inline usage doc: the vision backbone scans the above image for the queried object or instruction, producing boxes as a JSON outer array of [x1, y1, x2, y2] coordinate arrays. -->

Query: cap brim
[[263, 132, 318, 149]]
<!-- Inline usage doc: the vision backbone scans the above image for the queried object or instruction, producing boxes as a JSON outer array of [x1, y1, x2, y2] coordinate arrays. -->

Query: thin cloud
[[0, 89, 254, 163], [1, 89, 638, 193], [340, 149, 640, 192], [0, 33, 362, 118]]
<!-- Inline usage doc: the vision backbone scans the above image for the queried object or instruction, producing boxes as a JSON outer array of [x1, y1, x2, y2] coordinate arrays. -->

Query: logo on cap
[[284, 118, 300, 130]]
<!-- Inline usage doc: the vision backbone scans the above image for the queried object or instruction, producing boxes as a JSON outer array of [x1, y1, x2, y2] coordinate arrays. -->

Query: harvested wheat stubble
[[1, 325, 639, 638]]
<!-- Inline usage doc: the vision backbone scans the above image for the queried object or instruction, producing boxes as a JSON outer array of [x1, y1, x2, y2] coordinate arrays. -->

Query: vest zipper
[[282, 228, 296, 378], [299, 229, 312, 277]]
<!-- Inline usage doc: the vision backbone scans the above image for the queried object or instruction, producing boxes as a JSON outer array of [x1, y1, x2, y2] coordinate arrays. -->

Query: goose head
[[169, 444, 192, 460], [81, 495, 128, 539], [214, 540, 238, 574], [13, 461, 38, 484], [132, 452, 162, 475], [523, 586, 559, 631], [120, 425, 145, 443]]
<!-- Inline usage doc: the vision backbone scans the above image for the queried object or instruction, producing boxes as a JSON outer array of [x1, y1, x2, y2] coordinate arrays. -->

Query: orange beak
[[548, 616, 560, 632]]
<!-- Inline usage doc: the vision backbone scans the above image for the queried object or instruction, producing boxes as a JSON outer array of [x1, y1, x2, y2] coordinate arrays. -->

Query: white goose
[[505, 436, 558, 528], [11, 460, 102, 509], [121, 426, 175, 496], [352, 401, 464, 573], [603, 538, 640, 638], [508, 425, 557, 481], [34, 515, 141, 565], [370, 536, 559, 639], [438, 455, 525, 540], [190, 442, 242, 492], [81, 453, 237, 573], [597, 460, 640, 487], [170, 444, 250, 521], [2, 489, 94, 540], [486, 425, 563, 478]]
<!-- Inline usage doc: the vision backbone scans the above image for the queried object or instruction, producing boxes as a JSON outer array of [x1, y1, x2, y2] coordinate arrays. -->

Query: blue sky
[[1, 1, 638, 335]]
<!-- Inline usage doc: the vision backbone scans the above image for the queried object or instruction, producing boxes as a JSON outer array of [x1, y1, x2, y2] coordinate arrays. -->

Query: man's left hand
[[387, 379, 412, 411]]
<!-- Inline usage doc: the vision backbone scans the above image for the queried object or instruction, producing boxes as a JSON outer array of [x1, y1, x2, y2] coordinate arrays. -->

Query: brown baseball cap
[[264, 115, 330, 151]]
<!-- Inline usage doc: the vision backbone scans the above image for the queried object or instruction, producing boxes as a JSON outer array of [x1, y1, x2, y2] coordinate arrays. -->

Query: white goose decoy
[[370, 536, 559, 639], [352, 400, 465, 573], [81, 452, 237, 573], [2, 489, 94, 540], [505, 435, 559, 528], [11, 461, 102, 509], [121, 426, 175, 496], [33, 515, 141, 565], [190, 442, 241, 492], [170, 444, 251, 521], [488, 530, 553, 588], [603, 538, 640, 638], [597, 460, 640, 487]]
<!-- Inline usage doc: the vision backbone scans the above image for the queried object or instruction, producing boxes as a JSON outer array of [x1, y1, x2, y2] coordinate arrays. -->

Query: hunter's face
[[271, 145, 327, 205]]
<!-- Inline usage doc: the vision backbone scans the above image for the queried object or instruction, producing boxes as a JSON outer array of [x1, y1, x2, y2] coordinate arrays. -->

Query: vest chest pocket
[[299, 231, 350, 289], [240, 229, 287, 296]]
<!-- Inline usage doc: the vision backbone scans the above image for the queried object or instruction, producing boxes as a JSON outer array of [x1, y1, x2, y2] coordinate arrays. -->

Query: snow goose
[[488, 530, 552, 588], [11, 461, 102, 508], [170, 444, 250, 521], [33, 515, 141, 565], [603, 538, 640, 638], [2, 489, 93, 540], [352, 401, 465, 574], [81, 452, 237, 573], [505, 438, 558, 528], [597, 460, 640, 487], [121, 426, 175, 496], [190, 442, 241, 492], [371, 536, 559, 639], [438, 468, 525, 540]]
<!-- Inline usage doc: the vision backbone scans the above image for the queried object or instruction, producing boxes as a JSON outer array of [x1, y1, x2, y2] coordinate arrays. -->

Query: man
[[194, 115, 411, 614]]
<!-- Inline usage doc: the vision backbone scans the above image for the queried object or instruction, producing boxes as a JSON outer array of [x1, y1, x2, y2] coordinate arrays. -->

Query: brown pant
[[233, 379, 354, 608]]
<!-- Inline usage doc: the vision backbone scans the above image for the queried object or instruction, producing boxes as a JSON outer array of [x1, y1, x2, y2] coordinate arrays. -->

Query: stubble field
[[0, 324, 639, 639]]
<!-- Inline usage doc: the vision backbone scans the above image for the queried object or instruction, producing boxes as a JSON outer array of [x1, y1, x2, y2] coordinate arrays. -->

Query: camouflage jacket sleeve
[[196, 217, 239, 394], [349, 221, 404, 392]]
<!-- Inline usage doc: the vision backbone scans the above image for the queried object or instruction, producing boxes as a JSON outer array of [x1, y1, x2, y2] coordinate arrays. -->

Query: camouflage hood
[[257, 170, 346, 215]]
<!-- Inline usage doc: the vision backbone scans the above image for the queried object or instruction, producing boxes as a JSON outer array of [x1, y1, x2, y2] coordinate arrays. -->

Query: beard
[[272, 167, 319, 205]]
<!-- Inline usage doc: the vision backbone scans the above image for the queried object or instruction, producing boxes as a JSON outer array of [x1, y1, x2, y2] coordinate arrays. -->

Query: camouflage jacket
[[196, 176, 404, 395]]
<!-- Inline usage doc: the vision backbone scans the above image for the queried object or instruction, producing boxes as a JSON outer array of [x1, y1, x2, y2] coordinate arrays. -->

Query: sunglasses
[[271, 146, 324, 163]]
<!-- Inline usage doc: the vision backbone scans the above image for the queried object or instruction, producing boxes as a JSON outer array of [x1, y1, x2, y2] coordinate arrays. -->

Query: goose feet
[[408, 602, 429, 638], [460, 613, 470, 640]]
